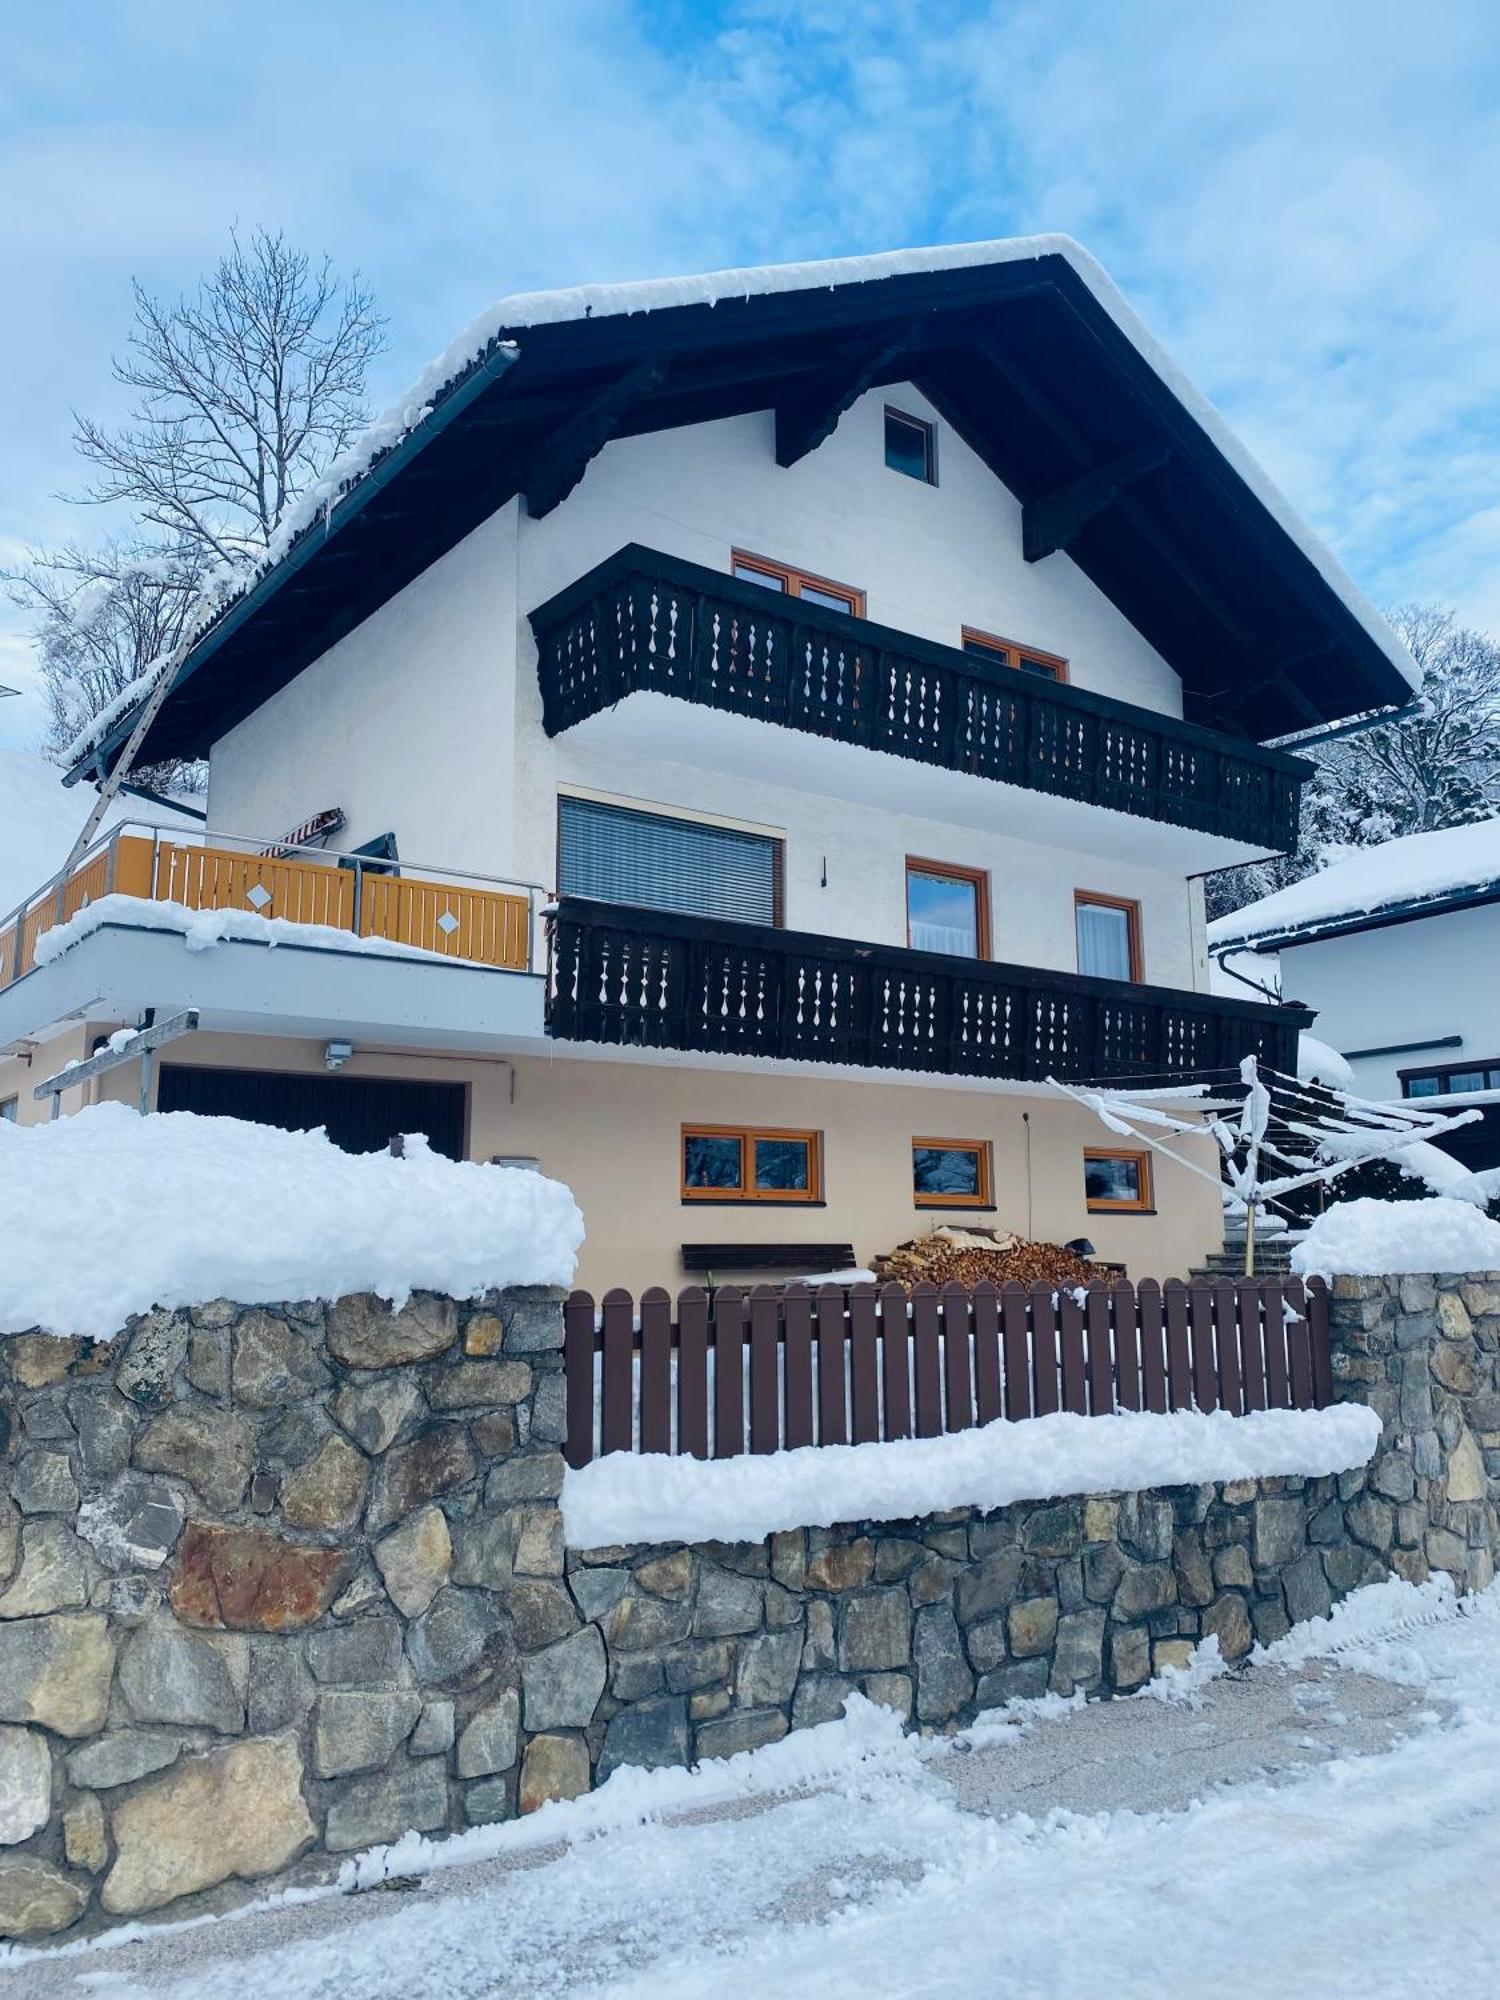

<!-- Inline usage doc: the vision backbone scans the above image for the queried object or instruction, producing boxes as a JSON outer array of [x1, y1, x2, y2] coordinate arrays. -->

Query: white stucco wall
[[1277, 904, 1500, 1097], [206, 381, 1208, 983]]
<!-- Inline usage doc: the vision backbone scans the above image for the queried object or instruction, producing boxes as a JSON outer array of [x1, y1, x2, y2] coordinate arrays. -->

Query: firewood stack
[[874, 1224, 1108, 1290]]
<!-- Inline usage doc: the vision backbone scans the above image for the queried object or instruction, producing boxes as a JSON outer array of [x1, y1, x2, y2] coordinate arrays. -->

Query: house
[[1208, 817, 1500, 1176], [0, 238, 1419, 1291]]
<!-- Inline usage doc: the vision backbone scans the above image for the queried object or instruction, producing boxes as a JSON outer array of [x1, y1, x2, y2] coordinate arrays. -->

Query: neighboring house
[[1208, 818, 1500, 1174], [0, 239, 1418, 1290]]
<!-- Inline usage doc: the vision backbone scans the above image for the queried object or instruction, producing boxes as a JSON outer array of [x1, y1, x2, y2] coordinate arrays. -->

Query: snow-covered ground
[[10, 1576, 1499, 1999]]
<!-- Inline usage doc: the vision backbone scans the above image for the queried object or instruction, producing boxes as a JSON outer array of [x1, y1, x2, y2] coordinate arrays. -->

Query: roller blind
[[558, 796, 778, 925]]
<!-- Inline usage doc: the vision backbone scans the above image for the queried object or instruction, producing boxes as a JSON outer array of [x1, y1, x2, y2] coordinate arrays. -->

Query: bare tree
[[5, 229, 385, 773], [67, 228, 385, 564], [1207, 604, 1500, 919]]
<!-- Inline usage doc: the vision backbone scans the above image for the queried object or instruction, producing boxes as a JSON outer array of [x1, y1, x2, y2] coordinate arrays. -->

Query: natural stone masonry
[[2, 1269, 1496, 1942]]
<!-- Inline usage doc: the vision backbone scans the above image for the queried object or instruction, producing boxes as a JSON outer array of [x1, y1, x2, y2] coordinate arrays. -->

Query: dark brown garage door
[[157, 1065, 467, 1160]]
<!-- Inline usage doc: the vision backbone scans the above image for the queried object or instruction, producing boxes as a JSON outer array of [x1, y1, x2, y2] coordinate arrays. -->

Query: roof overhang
[[73, 238, 1418, 780]]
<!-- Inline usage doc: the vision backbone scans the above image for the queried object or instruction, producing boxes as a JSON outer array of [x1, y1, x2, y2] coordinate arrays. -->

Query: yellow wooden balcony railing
[[0, 827, 538, 988]]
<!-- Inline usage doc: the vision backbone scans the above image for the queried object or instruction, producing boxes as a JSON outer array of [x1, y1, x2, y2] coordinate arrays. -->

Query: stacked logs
[[874, 1225, 1107, 1291]]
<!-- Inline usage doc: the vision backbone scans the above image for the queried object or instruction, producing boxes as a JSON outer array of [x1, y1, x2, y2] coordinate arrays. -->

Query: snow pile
[[0, 1103, 584, 1340], [31, 894, 464, 969], [1209, 817, 1500, 950], [1291, 1196, 1500, 1278], [1297, 1033, 1355, 1090], [561, 1404, 1381, 1548], [1307, 1125, 1488, 1205]]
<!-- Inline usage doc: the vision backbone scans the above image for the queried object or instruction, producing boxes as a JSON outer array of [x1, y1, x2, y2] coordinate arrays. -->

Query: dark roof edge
[[1216, 877, 1500, 954]]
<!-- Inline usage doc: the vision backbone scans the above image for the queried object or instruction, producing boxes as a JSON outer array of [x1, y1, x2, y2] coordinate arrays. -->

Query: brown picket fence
[[562, 1275, 1332, 1467]]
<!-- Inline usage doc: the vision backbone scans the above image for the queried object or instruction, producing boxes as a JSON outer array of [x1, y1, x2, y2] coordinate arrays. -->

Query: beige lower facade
[[2, 1025, 1225, 1295]]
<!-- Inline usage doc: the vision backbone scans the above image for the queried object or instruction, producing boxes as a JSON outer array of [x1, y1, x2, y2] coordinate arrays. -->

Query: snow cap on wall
[[1291, 1196, 1500, 1279], [0, 1103, 584, 1340]]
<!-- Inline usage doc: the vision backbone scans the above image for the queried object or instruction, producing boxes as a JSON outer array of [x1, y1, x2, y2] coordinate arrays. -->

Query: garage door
[[157, 1066, 467, 1160]]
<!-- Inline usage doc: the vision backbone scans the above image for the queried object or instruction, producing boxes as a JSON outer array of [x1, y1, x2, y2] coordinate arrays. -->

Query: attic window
[[884, 408, 936, 484]]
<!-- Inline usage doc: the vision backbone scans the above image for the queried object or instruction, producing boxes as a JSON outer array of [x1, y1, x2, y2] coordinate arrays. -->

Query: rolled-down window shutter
[[558, 796, 778, 925]]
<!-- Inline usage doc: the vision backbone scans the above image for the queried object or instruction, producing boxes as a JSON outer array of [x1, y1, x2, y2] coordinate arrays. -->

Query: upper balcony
[[529, 546, 1311, 868], [0, 824, 547, 1056]]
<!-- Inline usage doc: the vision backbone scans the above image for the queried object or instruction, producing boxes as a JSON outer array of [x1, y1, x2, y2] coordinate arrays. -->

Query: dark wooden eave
[[76, 250, 1416, 779]]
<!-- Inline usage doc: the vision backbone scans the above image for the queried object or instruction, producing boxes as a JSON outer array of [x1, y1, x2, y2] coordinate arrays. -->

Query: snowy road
[[8, 1578, 1499, 2000]]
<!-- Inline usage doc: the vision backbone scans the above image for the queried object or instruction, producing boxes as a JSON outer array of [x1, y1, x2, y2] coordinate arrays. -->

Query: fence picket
[[748, 1286, 780, 1454], [1031, 1285, 1060, 1416], [564, 1290, 597, 1468], [712, 1286, 746, 1458], [1213, 1280, 1243, 1417], [972, 1282, 1002, 1426], [816, 1285, 849, 1445], [1059, 1288, 1088, 1415], [677, 1286, 710, 1459], [1112, 1280, 1140, 1411], [849, 1285, 881, 1442], [639, 1288, 673, 1453], [1085, 1286, 1115, 1415], [912, 1284, 943, 1436], [1188, 1280, 1218, 1413], [1164, 1280, 1192, 1409], [600, 1288, 636, 1455], [1137, 1278, 1166, 1412], [1284, 1277, 1314, 1408], [1236, 1278, 1267, 1411], [880, 1282, 913, 1439], [1307, 1278, 1333, 1407], [1000, 1283, 1032, 1421], [1262, 1279, 1290, 1408], [783, 1286, 815, 1447], [942, 1284, 975, 1432]]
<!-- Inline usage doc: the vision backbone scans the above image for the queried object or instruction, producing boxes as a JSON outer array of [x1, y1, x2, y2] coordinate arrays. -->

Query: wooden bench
[[681, 1242, 857, 1277]]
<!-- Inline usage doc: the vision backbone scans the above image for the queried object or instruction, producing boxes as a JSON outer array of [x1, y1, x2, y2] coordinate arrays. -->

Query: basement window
[[1084, 1149, 1153, 1213], [682, 1125, 823, 1203], [913, 1138, 993, 1208], [884, 407, 936, 484]]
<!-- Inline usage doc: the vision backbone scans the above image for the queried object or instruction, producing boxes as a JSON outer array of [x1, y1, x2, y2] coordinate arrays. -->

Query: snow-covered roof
[[1209, 819, 1500, 951], [69, 235, 1419, 778], [0, 748, 200, 920], [0, 1101, 584, 1340]]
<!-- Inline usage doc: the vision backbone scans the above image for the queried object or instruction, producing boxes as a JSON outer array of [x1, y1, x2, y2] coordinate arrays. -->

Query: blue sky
[[3, 0, 1499, 750]]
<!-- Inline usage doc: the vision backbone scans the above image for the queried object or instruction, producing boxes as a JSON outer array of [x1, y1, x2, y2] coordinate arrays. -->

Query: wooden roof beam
[[523, 358, 666, 520], [1022, 442, 1172, 562], [976, 337, 1256, 653], [774, 324, 924, 468]]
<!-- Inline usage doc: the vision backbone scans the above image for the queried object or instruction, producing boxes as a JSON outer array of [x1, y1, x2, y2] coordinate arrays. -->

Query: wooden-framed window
[[0, 1097, 16, 1123], [1074, 890, 1142, 984], [731, 550, 865, 616], [912, 1137, 993, 1208], [1084, 1148, 1153, 1213], [906, 857, 991, 959], [961, 627, 1069, 684], [1401, 1058, 1500, 1098], [884, 406, 937, 484], [681, 1124, 823, 1203]]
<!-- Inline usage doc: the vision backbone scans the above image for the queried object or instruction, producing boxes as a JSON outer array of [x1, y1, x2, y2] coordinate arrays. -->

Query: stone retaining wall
[[2, 1268, 1497, 1943]]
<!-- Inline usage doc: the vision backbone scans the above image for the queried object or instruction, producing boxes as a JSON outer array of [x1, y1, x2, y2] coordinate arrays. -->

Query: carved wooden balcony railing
[[530, 546, 1309, 853]]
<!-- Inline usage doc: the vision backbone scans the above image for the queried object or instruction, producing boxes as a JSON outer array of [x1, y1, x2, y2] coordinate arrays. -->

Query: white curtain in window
[[1077, 902, 1132, 981]]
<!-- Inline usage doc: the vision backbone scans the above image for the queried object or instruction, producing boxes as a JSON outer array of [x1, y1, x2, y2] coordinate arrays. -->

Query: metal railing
[[0, 822, 545, 987], [529, 545, 1311, 853]]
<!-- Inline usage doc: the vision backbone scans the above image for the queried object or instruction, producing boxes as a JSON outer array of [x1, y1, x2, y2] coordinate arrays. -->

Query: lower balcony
[[0, 824, 547, 1057], [547, 896, 1311, 1087]]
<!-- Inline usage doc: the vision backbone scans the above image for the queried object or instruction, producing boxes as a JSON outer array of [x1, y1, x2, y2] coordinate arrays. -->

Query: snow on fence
[[562, 1276, 1332, 1467]]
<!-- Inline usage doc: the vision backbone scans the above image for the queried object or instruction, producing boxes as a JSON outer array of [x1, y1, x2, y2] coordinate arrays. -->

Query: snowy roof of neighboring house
[[1208, 818, 1500, 952], [0, 748, 200, 921], [68, 236, 1418, 780]]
